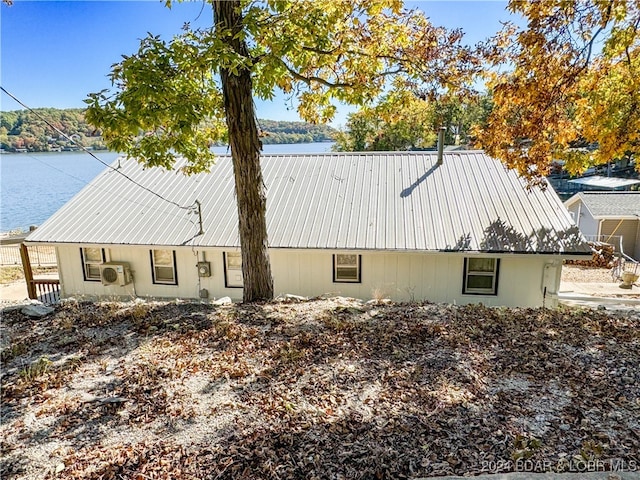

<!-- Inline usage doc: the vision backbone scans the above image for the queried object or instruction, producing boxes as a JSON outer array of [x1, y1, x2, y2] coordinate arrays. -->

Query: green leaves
[[334, 88, 437, 152], [335, 89, 491, 152], [86, 30, 226, 173], [86, 0, 477, 171]]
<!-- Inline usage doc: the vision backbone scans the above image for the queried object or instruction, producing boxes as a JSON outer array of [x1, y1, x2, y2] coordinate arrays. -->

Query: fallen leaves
[[0, 298, 638, 479]]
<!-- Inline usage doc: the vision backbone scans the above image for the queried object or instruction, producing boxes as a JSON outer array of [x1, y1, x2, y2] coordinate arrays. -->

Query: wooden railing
[[20, 244, 60, 304], [30, 279, 60, 304]]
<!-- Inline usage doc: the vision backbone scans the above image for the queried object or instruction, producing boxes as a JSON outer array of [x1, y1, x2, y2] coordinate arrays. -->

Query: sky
[[0, 0, 516, 127]]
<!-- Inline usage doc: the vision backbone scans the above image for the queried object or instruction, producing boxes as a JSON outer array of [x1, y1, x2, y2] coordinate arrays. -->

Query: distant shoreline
[[1, 143, 335, 232], [0, 140, 335, 155]]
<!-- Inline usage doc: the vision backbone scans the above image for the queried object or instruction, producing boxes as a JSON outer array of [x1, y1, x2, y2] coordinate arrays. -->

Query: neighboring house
[[27, 151, 590, 307], [564, 192, 640, 260]]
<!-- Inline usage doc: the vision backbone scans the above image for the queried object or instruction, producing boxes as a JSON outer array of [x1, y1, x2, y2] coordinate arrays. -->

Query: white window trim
[[151, 249, 178, 285], [463, 257, 499, 295], [333, 253, 361, 283], [224, 251, 243, 288], [81, 247, 105, 282]]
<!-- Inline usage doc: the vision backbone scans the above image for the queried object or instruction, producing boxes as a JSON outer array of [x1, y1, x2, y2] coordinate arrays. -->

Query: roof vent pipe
[[437, 127, 446, 166]]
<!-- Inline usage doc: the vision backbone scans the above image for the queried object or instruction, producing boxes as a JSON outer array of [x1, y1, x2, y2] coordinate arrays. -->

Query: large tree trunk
[[214, 0, 274, 302]]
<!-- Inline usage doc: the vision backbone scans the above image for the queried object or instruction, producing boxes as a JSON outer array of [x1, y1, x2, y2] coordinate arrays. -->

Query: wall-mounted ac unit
[[99, 262, 132, 286]]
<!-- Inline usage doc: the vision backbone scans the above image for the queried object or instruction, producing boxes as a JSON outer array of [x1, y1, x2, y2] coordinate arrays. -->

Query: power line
[[19, 153, 198, 227], [0, 86, 196, 213]]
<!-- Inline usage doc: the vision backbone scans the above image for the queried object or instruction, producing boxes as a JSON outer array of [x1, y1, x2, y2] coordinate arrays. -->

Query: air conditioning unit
[[99, 262, 132, 286]]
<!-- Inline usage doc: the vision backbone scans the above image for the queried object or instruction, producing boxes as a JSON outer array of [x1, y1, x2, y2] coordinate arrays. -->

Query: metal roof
[[565, 192, 640, 218], [27, 151, 589, 253], [567, 175, 640, 189]]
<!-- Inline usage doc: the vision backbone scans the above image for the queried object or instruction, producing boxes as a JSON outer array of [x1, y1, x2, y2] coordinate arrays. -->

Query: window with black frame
[[463, 257, 499, 295], [151, 249, 177, 285]]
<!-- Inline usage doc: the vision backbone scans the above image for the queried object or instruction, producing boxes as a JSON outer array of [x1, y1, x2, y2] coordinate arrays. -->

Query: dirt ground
[[561, 265, 617, 283], [1, 298, 639, 479]]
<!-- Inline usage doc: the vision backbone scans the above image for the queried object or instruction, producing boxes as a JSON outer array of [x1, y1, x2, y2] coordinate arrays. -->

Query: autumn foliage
[[2, 299, 639, 478], [477, 0, 640, 181]]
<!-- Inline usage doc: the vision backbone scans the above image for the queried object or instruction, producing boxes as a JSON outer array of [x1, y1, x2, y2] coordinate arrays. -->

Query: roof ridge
[[204, 150, 486, 158]]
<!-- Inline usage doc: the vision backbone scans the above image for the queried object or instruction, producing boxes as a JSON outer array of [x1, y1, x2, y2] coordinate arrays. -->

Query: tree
[[429, 92, 493, 146], [85, 0, 476, 302], [477, 0, 640, 181], [334, 89, 493, 151], [333, 87, 437, 151]]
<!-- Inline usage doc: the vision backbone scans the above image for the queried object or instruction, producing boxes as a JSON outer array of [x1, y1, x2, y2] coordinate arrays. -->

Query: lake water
[[0, 142, 334, 232]]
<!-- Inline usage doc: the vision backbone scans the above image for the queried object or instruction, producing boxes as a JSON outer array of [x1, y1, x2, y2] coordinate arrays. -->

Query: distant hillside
[[0, 108, 336, 153], [258, 119, 335, 144], [0, 108, 103, 152]]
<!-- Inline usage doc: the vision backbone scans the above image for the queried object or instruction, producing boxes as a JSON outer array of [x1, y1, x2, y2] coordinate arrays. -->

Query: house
[[26, 151, 590, 307], [564, 192, 640, 260]]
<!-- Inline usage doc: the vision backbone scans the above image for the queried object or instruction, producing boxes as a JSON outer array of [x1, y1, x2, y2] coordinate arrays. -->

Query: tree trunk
[[214, 0, 274, 302]]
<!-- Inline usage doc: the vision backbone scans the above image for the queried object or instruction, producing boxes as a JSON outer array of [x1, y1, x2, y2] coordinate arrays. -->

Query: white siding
[[56, 245, 244, 301], [57, 245, 558, 307], [271, 250, 555, 307], [569, 201, 599, 237]]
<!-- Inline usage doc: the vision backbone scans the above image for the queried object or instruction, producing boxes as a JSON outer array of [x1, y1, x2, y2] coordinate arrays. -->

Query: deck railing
[[16, 244, 60, 304], [30, 279, 60, 304], [0, 245, 22, 265]]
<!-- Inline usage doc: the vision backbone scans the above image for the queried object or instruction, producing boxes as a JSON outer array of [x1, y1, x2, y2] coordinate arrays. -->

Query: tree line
[[332, 91, 493, 152], [0, 109, 336, 152], [258, 119, 335, 144], [0, 108, 106, 152]]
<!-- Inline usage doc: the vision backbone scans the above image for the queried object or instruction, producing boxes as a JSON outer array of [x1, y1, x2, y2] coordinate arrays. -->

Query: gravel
[[561, 265, 616, 283]]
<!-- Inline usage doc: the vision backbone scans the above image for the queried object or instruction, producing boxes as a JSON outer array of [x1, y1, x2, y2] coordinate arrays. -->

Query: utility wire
[[21, 153, 198, 227], [0, 86, 196, 212]]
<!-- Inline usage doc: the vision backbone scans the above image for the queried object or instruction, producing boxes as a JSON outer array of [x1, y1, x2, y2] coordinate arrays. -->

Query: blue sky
[[1, 0, 515, 127]]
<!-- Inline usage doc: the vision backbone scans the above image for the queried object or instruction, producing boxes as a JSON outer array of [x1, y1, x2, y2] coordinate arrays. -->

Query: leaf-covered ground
[[1, 298, 639, 479]]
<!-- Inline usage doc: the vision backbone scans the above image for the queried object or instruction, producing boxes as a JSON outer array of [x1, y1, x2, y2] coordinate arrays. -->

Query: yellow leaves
[[575, 48, 640, 164], [480, 0, 640, 180], [251, 0, 477, 123], [334, 87, 440, 151], [297, 92, 336, 124]]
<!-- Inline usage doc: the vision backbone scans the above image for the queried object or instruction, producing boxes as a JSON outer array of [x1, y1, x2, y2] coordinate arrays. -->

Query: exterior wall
[[271, 250, 560, 308], [55, 244, 562, 307], [568, 198, 640, 260], [567, 201, 599, 237], [56, 245, 243, 301], [599, 219, 639, 259]]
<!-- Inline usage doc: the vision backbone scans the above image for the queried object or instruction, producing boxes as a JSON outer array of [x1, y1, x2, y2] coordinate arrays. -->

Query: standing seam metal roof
[[27, 151, 589, 253]]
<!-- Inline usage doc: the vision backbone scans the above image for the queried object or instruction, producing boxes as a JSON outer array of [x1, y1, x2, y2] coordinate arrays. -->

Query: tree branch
[[278, 59, 353, 88]]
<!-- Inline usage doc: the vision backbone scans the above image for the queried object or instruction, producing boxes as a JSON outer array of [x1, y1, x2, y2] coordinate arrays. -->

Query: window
[[333, 254, 361, 283], [81, 247, 105, 281], [151, 249, 177, 285], [224, 251, 243, 288], [463, 257, 499, 295]]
